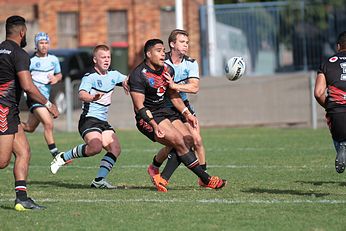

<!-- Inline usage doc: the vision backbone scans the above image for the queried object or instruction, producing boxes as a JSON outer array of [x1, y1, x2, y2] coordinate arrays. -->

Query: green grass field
[[1, 127, 346, 231]]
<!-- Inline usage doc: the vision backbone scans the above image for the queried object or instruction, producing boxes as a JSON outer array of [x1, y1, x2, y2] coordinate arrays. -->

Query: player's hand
[[122, 77, 129, 95], [186, 114, 198, 129], [163, 72, 176, 90], [92, 93, 103, 101], [48, 74, 59, 85], [154, 124, 165, 139], [47, 103, 59, 119]]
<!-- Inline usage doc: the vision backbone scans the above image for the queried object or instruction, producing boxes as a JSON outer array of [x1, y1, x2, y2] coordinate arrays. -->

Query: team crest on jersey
[[148, 78, 155, 87], [35, 62, 41, 68], [111, 79, 116, 85], [329, 56, 338, 63], [97, 80, 102, 88], [157, 86, 166, 96]]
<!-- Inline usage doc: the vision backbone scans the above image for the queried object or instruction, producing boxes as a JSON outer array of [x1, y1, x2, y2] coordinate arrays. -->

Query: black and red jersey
[[129, 61, 175, 112], [318, 51, 346, 113], [0, 40, 30, 107]]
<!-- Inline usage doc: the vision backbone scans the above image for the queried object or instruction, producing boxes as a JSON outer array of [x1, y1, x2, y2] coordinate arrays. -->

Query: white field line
[[27, 164, 330, 170], [1, 198, 346, 204]]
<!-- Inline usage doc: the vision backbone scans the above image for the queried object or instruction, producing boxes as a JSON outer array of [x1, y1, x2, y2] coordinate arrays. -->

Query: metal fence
[[200, 1, 346, 77]]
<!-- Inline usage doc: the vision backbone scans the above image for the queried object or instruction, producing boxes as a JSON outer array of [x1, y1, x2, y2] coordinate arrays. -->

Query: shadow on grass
[[0, 205, 14, 210], [29, 180, 197, 191], [243, 188, 329, 197], [295, 180, 346, 187]]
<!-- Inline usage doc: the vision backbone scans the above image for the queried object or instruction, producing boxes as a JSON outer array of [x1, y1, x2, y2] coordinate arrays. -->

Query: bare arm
[[314, 73, 327, 108], [48, 73, 63, 85], [163, 72, 199, 94], [79, 90, 103, 103], [130, 91, 164, 138], [17, 70, 59, 118], [171, 78, 199, 94]]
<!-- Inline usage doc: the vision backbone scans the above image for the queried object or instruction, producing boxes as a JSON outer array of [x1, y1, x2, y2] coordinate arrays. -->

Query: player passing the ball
[[128, 38, 227, 192], [146, 29, 209, 187]]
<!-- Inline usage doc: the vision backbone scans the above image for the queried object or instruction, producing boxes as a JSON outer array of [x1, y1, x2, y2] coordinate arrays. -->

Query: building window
[[108, 10, 128, 43], [57, 12, 78, 48], [160, 7, 176, 50]]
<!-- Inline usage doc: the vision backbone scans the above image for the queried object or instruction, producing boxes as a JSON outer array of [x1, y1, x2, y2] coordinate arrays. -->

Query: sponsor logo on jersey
[[329, 56, 338, 62], [0, 49, 11, 54], [157, 86, 166, 97]]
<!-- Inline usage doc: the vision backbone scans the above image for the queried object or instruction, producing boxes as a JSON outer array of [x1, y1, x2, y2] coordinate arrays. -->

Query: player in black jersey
[[315, 31, 346, 174], [0, 16, 59, 211], [128, 39, 226, 192]]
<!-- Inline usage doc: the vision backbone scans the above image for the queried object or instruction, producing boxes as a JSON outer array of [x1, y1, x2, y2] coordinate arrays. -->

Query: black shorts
[[136, 107, 180, 142], [326, 112, 346, 142], [0, 104, 19, 135], [78, 116, 115, 139]]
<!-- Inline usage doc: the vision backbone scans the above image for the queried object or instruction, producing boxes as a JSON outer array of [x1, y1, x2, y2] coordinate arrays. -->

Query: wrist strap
[[44, 100, 52, 109]]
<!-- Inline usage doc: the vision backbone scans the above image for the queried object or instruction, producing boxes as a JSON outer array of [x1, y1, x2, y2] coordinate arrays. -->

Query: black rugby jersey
[[0, 40, 30, 107], [129, 62, 175, 111], [318, 51, 346, 113]]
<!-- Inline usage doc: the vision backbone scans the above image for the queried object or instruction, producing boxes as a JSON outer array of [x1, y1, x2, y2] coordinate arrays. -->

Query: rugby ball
[[225, 57, 245, 81]]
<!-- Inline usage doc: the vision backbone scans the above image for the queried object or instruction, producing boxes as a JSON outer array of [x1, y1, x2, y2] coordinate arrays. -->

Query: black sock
[[200, 163, 207, 171], [161, 149, 181, 181], [48, 143, 59, 157], [152, 155, 162, 168], [179, 151, 210, 184], [15, 180, 28, 201]]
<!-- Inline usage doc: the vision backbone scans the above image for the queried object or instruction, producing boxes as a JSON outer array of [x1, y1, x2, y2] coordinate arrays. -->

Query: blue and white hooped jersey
[[30, 54, 61, 85], [79, 69, 126, 121], [165, 53, 199, 102]]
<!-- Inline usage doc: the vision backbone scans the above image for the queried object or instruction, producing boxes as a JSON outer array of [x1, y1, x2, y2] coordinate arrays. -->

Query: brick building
[[0, 0, 205, 73]]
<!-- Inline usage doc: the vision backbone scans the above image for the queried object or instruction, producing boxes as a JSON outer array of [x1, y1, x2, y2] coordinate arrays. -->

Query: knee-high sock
[[63, 144, 87, 161], [161, 149, 181, 181], [179, 150, 210, 184], [95, 152, 117, 181]]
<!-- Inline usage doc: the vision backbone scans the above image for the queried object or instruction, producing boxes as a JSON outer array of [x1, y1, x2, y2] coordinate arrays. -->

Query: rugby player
[[50, 44, 128, 189], [128, 38, 226, 192], [147, 29, 208, 187], [315, 31, 346, 174], [0, 15, 59, 211], [21, 32, 64, 158]]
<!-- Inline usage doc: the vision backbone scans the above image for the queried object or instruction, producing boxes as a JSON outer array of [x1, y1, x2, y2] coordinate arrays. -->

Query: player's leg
[[21, 111, 40, 133], [186, 121, 206, 167], [0, 134, 15, 169], [158, 119, 227, 190], [147, 146, 170, 182], [91, 130, 120, 189], [12, 125, 45, 210], [327, 113, 346, 173], [32, 107, 62, 157], [50, 131, 102, 174]]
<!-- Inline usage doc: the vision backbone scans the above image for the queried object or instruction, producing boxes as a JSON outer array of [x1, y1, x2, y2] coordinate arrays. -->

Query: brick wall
[[32, 0, 205, 70]]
